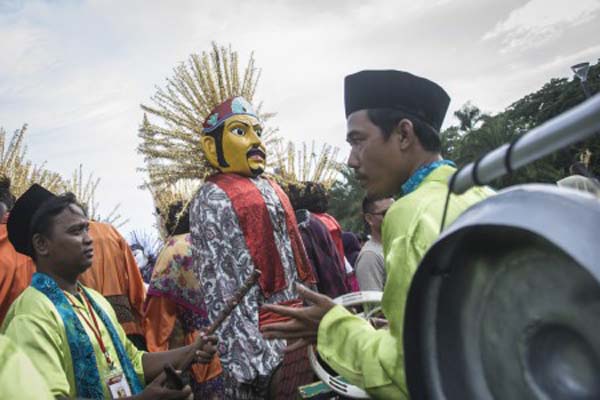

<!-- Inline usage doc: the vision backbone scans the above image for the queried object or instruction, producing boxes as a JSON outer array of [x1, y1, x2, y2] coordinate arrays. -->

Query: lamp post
[[571, 62, 591, 98]]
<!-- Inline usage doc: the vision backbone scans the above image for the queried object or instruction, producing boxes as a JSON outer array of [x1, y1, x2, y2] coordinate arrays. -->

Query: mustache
[[247, 148, 266, 158]]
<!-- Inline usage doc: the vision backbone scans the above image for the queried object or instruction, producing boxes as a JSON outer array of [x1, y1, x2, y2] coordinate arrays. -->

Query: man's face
[[203, 114, 266, 177], [43, 204, 94, 278], [365, 197, 395, 235], [346, 110, 407, 198]]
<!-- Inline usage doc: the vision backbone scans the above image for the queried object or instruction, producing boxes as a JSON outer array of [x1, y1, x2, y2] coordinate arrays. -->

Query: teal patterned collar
[[401, 159, 456, 196]]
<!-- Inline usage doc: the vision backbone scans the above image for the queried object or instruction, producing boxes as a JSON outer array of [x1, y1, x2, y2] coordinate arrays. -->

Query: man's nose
[[347, 149, 359, 169]]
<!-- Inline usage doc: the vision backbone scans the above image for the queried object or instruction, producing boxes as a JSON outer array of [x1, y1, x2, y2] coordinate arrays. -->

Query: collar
[[401, 159, 456, 196]]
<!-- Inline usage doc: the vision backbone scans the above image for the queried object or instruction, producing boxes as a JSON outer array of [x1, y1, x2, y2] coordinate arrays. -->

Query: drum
[[404, 184, 600, 399]]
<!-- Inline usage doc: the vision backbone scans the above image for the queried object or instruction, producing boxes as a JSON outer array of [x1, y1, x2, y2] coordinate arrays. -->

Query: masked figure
[[188, 96, 315, 399], [138, 44, 316, 399]]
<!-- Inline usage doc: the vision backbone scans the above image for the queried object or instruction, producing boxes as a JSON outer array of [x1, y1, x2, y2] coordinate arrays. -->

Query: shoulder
[[83, 286, 117, 316], [4, 286, 56, 318]]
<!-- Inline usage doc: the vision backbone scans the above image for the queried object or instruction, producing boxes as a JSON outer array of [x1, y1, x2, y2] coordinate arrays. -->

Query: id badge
[[106, 370, 132, 399]]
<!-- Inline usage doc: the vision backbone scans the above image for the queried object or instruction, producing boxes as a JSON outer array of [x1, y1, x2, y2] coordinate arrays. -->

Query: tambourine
[[308, 290, 383, 399]]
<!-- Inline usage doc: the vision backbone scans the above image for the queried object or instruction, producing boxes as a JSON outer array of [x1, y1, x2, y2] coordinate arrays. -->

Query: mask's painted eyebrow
[[230, 121, 250, 128]]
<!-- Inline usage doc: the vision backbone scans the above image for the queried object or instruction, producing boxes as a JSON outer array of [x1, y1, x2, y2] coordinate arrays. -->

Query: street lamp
[[571, 62, 591, 98]]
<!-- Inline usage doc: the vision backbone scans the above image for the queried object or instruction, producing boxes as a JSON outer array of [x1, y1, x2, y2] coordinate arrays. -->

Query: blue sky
[[1, 0, 599, 235]]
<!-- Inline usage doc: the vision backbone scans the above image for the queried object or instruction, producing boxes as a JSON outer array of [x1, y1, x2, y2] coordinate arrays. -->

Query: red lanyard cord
[[65, 289, 113, 366]]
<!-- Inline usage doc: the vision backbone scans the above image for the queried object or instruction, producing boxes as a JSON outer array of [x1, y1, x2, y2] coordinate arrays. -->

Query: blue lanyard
[[401, 159, 456, 196]]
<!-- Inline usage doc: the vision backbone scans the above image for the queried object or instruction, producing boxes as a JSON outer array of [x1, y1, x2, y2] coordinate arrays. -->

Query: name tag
[[106, 370, 132, 399]]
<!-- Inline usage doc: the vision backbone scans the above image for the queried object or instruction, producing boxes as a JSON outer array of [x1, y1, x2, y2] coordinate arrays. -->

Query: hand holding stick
[[161, 270, 261, 388]]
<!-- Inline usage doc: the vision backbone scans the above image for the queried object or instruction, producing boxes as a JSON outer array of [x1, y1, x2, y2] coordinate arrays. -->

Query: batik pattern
[[190, 176, 302, 397]]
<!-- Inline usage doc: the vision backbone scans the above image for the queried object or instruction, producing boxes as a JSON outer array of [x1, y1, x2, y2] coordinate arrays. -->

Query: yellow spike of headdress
[[138, 42, 279, 195], [271, 140, 342, 191], [0, 124, 64, 198], [62, 164, 129, 228], [148, 178, 200, 239]]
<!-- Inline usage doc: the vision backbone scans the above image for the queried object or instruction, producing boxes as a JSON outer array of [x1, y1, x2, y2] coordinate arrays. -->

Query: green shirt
[[1, 285, 145, 399], [317, 165, 493, 398], [0, 334, 54, 400]]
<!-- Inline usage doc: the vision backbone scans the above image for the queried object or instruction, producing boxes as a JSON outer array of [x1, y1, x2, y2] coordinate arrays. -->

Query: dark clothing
[[296, 210, 349, 298], [342, 232, 361, 267]]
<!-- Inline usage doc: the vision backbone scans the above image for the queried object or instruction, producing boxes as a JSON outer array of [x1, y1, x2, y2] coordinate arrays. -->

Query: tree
[[328, 165, 366, 233]]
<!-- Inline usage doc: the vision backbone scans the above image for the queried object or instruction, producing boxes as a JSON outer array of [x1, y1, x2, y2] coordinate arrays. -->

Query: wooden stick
[[161, 269, 261, 387]]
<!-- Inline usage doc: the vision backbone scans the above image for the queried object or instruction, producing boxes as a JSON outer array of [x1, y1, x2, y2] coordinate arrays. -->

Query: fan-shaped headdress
[[138, 42, 278, 192]]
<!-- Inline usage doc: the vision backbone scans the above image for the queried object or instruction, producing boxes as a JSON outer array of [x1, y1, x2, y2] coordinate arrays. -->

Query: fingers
[[296, 283, 333, 306], [200, 334, 218, 345], [195, 349, 214, 363], [260, 303, 305, 319], [261, 319, 305, 333]]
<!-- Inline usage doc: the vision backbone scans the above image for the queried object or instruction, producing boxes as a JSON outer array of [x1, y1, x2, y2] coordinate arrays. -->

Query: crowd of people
[[0, 61, 598, 400]]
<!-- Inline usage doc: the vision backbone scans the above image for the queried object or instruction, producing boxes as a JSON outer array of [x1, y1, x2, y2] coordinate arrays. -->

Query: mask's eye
[[255, 127, 263, 137], [232, 127, 245, 136]]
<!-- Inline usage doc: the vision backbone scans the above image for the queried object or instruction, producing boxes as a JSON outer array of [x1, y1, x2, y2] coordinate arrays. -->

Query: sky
[[1, 0, 599, 236]]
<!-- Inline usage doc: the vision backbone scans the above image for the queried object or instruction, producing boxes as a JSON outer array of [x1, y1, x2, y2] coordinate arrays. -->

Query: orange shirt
[[0, 222, 35, 326], [144, 295, 222, 382], [78, 221, 146, 336]]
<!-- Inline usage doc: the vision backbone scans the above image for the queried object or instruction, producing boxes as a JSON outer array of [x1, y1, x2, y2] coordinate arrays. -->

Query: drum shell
[[404, 184, 600, 400]]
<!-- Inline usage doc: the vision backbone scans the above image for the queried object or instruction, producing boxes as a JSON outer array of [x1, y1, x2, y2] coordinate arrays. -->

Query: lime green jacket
[[1, 286, 145, 399], [318, 165, 493, 398], [0, 334, 54, 399]]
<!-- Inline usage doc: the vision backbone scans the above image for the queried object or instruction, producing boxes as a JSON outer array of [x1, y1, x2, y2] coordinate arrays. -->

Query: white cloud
[[1, 0, 599, 234], [483, 0, 600, 52]]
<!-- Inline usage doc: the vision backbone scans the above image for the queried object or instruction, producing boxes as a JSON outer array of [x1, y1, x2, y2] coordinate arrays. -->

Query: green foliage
[[328, 165, 366, 233], [442, 61, 600, 188]]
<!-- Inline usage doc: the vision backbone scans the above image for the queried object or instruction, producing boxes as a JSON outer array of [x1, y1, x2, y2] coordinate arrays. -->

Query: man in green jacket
[[262, 70, 493, 398]]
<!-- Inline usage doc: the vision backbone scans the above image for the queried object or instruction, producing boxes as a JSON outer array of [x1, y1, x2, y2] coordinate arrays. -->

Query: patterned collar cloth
[[401, 159, 456, 196], [31, 273, 143, 398]]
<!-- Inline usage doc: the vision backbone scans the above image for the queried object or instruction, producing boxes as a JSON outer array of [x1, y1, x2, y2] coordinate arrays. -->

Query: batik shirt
[[190, 176, 302, 385]]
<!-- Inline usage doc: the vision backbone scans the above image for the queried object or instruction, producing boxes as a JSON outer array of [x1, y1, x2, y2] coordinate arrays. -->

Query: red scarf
[[208, 174, 315, 297]]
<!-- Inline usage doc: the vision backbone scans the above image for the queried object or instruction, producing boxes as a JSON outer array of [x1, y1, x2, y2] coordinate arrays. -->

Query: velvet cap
[[7, 184, 56, 256], [344, 70, 450, 132]]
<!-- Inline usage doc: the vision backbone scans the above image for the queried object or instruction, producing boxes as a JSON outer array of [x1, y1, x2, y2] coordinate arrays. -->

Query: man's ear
[[364, 213, 374, 228], [201, 135, 219, 169], [32, 233, 50, 258], [394, 119, 416, 150]]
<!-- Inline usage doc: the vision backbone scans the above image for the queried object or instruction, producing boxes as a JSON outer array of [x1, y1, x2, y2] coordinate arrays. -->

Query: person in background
[[354, 196, 394, 291], [2, 184, 216, 399], [0, 176, 35, 326], [285, 182, 350, 299], [342, 231, 361, 268], [144, 199, 225, 398], [78, 219, 148, 350]]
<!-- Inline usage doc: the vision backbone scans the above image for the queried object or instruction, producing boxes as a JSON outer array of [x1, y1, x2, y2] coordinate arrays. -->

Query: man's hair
[[157, 201, 190, 236], [29, 192, 85, 258], [204, 125, 229, 168], [0, 176, 16, 211], [285, 182, 329, 213], [366, 108, 441, 152]]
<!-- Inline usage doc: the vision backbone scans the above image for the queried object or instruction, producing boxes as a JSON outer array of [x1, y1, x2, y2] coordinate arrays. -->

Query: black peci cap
[[7, 184, 56, 256], [344, 70, 451, 133]]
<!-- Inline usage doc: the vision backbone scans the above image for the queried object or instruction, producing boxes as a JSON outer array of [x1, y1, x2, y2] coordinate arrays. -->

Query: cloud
[[483, 0, 600, 53], [1, 0, 599, 234]]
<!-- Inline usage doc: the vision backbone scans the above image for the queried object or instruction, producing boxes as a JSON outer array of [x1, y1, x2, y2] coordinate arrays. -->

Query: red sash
[[208, 174, 315, 297]]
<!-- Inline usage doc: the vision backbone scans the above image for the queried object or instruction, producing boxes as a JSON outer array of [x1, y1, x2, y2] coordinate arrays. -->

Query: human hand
[[135, 372, 193, 400], [260, 284, 335, 352], [194, 334, 218, 364]]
